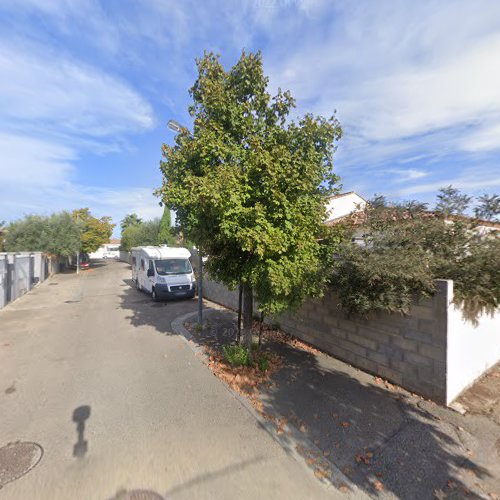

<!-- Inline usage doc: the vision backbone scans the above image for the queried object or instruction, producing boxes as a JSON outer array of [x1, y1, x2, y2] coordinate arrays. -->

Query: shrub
[[257, 354, 270, 372], [222, 344, 252, 367], [331, 203, 499, 321], [222, 344, 270, 371]]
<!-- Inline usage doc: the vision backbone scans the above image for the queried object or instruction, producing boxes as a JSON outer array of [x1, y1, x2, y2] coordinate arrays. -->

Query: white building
[[325, 191, 367, 223], [89, 239, 121, 259]]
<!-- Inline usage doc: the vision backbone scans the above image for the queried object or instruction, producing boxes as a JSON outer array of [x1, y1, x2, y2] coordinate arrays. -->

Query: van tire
[[152, 287, 158, 302]]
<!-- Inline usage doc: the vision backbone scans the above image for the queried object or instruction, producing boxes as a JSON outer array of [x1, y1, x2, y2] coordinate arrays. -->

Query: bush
[[222, 344, 270, 371], [222, 344, 251, 367], [257, 354, 269, 372], [331, 203, 499, 321]]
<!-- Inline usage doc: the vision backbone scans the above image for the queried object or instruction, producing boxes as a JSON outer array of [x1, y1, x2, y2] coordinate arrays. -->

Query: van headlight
[[157, 276, 166, 283]]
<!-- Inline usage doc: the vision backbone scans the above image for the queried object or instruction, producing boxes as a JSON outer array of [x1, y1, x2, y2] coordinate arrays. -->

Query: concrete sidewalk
[[182, 306, 500, 500]]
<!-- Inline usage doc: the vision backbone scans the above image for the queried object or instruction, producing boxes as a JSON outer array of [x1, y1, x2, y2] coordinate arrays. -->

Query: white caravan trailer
[[131, 246, 195, 301]]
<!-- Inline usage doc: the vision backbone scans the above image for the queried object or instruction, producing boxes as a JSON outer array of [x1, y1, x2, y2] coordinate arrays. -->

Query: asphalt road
[[0, 260, 336, 500]]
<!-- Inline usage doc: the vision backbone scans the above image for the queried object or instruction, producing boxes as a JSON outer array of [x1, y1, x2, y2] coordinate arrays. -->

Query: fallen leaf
[[314, 468, 329, 479], [323, 451, 331, 457], [355, 454, 371, 465], [434, 488, 447, 500], [374, 480, 384, 491], [340, 421, 350, 428], [374, 377, 383, 385], [447, 480, 456, 489], [366, 451, 373, 458], [339, 484, 349, 493], [299, 424, 308, 432], [375, 471, 383, 478]]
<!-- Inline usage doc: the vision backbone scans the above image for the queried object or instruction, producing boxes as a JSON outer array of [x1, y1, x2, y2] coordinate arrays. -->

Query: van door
[[146, 260, 155, 292]]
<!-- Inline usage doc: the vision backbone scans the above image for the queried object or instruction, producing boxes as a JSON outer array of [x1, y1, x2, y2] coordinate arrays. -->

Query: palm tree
[[120, 213, 142, 232]]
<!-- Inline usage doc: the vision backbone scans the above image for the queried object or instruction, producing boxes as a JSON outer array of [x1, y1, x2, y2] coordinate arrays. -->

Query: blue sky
[[1, 0, 499, 236]]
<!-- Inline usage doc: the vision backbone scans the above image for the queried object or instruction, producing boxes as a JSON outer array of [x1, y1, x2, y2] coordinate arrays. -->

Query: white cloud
[[0, 39, 154, 137], [461, 122, 500, 152], [384, 168, 428, 183], [0, 132, 161, 234], [394, 167, 500, 198], [265, 1, 500, 162], [0, 133, 75, 186]]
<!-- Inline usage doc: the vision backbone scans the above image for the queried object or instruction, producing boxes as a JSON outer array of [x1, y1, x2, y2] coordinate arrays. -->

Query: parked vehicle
[[79, 253, 90, 270], [131, 246, 195, 301]]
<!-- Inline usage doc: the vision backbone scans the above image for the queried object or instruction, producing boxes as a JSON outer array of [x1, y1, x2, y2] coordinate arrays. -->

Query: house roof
[[324, 208, 500, 229], [327, 191, 367, 202], [109, 238, 121, 245]]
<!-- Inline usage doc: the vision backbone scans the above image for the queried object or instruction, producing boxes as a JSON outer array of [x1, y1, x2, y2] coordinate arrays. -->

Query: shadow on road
[[72, 405, 91, 458], [258, 340, 494, 498], [119, 279, 198, 336]]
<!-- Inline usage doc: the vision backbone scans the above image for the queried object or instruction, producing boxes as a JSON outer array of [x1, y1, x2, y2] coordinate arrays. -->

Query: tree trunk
[[237, 282, 242, 344], [242, 283, 253, 356], [258, 311, 264, 348]]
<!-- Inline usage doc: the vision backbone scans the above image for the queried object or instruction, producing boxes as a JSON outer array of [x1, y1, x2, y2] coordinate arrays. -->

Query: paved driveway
[[0, 261, 336, 500]]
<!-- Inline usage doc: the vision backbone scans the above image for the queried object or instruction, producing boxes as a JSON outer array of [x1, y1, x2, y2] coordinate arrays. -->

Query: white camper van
[[131, 246, 196, 301]]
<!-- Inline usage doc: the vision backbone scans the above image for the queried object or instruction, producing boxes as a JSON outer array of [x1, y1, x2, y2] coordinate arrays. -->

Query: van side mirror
[[147, 269, 154, 277]]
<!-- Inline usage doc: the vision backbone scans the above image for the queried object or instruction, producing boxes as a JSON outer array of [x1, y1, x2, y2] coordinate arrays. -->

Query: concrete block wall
[[201, 275, 499, 404], [275, 282, 449, 403]]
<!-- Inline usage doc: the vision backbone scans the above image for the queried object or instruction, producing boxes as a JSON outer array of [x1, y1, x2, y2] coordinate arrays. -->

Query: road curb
[[171, 307, 370, 499]]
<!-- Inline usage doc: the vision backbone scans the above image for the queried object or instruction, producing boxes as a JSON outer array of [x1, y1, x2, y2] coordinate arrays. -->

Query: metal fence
[[0, 252, 66, 310]]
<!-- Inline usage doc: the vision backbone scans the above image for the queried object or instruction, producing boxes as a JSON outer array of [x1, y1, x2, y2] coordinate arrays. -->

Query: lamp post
[[166, 119, 203, 326]]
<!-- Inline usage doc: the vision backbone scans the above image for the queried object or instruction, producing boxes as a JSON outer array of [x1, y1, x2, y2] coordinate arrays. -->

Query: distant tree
[[474, 194, 499, 221], [157, 206, 175, 245], [121, 219, 161, 251], [435, 185, 472, 215], [369, 194, 388, 208], [158, 50, 342, 351], [45, 212, 81, 257], [0, 220, 6, 251], [3, 212, 80, 256], [72, 208, 115, 254], [3, 215, 49, 252], [120, 213, 142, 232]]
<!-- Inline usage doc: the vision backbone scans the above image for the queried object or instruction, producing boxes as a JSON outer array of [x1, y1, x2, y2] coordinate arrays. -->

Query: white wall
[[446, 280, 500, 404], [325, 192, 366, 222]]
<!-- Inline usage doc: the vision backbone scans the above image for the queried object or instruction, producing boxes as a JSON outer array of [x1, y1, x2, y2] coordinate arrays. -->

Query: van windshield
[[155, 259, 192, 276]]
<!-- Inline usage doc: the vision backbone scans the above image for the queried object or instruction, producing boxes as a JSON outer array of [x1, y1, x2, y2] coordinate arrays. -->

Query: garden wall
[[201, 275, 499, 405], [0, 252, 64, 310]]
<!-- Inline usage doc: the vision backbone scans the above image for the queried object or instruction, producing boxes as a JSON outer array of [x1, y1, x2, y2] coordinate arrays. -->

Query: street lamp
[[166, 119, 203, 326], [167, 119, 188, 134]]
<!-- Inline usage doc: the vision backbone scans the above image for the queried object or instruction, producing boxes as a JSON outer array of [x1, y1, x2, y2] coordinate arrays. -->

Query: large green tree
[[158, 51, 342, 350], [72, 208, 115, 254]]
